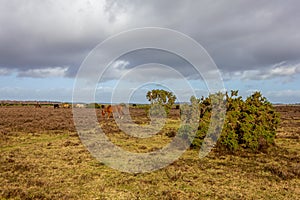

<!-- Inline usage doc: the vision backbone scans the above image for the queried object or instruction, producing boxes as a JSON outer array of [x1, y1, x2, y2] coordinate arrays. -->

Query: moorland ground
[[0, 105, 299, 199]]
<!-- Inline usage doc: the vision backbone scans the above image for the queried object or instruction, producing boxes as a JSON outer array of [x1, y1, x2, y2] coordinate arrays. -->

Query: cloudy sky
[[0, 0, 299, 103]]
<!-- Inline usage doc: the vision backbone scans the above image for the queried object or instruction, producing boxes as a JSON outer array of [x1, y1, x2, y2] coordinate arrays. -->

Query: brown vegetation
[[0, 105, 299, 199]]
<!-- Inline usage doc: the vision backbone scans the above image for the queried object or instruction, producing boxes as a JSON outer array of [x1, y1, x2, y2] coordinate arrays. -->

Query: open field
[[0, 105, 299, 199]]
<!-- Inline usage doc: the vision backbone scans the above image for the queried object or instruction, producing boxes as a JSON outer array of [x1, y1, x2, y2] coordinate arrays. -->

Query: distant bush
[[133, 104, 150, 109], [180, 90, 280, 153], [86, 103, 101, 109], [146, 89, 176, 115]]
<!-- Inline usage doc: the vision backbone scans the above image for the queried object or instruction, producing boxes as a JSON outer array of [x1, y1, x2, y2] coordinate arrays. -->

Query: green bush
[[148, 103, 167, 119], [86, 103, 101, 109], [184, 90, 280, 152], [146, 89, 176, 115]]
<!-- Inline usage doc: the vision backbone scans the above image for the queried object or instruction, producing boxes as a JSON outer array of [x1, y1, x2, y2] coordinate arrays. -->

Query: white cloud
[[266, 89, 300, 103], [18, 66, 68, 78], [0, 67, 13, 76], [223, 62, 300, 81], [106, 60, 130, 78], [269, 63, 300, 77]]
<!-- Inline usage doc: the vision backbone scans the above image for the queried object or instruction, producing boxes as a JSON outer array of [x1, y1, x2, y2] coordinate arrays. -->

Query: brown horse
[[102, 105, 124, 119], [35, 103, 41, 108]]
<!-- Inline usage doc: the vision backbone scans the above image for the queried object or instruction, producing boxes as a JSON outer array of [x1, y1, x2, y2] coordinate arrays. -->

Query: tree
[[146, 89, 177, 114]]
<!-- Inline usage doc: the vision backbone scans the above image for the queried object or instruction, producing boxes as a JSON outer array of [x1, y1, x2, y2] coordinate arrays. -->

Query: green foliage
[[86, 103, 101, 109], [148, 103, 167, 118], [178, 96, 201, 147], [146, 89, 177, 114], [188, 90, 280, 152]]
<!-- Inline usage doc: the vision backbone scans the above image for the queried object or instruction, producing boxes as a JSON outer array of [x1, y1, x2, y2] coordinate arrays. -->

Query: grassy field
[[0, 106, 299, 199]]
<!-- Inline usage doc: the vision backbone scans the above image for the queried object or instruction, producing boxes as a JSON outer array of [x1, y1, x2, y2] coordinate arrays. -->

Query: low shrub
[[180, 90, 280, 153]]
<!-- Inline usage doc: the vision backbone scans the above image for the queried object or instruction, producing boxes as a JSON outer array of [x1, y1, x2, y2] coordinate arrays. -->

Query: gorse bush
[[146, 89, 176, 115], [178, 96, 201, 147], [180, 90, 280, 152], [148, 103, 167, 119]]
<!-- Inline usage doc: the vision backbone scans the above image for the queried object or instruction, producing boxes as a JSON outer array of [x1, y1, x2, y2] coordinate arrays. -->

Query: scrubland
[[0, 105, 299, 199]]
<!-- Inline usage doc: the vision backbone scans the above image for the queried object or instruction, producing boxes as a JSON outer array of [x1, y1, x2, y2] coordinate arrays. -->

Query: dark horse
[[101, 105, 124, 119], [53, 104, 60, 109]]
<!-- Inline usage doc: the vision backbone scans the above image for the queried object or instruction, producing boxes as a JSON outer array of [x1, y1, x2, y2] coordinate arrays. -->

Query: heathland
[[0, 105, 299, 199]]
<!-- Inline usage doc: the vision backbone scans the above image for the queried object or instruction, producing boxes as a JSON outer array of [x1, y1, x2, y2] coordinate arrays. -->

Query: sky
[[0, 0, 300, 103]]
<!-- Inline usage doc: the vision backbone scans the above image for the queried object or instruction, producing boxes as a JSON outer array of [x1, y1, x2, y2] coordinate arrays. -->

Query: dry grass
[[0, 105, 299, 199], [276, 105, 300, 139]]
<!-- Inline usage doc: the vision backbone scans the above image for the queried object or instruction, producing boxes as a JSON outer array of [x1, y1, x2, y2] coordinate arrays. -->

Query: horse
[[62, 103, 71, 108], [75, 104, 85, 108], [101, 105, 124, 119], [53, 104, 60, 109]]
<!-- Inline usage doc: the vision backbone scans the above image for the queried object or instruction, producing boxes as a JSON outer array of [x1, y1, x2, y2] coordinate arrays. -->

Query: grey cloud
[[73, 29, 222, 89], [0, 0, 300, 81], [0, 0, 112, 71], [113, 49, 200, 79]]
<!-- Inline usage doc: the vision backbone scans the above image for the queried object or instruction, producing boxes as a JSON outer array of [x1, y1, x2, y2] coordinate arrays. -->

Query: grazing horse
[[53, 104, 60, 109], [75, 104, 85, 108], [102, 105, 124, 119], [35, 103, 41, 108], [63, 103, 71, 108]]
